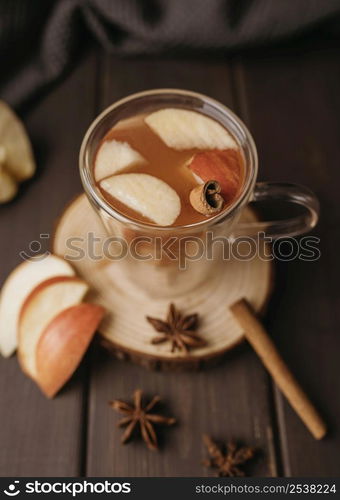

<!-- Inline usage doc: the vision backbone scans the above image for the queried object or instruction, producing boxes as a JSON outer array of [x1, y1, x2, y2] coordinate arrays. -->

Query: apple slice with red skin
[[36, 303, 105, 398], [187, 149, 243, 203], [0, 254, 75, 358], [18, 276, 89, 380]]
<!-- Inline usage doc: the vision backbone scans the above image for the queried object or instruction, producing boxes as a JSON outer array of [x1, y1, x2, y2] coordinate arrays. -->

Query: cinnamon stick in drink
[[230, 298, 327, 440]]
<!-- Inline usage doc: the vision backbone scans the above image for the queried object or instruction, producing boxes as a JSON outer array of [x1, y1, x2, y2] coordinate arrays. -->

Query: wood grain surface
[[0, 45, 339, 477], [236, 46, 340, 476], [52, 194, 273, 368], [0, 51, 98, 476]]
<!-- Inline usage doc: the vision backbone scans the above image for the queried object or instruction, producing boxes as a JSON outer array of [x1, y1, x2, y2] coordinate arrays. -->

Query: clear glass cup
[[79, 89, 319, 297]]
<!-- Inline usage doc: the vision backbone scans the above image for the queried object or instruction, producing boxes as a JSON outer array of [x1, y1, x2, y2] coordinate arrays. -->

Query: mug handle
[[232, 182, 320, 239]]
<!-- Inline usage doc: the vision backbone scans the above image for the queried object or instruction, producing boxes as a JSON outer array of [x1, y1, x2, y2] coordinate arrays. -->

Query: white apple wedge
[[0, 255, 75, 358], [0, 163, 18, 203], [95, 139, 146, 181], [0, 145, 18, 204], [100, 173, 181, 226], [0, 100, 36, 181], [145, 108, 238, 151], [36, 303, 105, 398], [18, 276, 89, 379]]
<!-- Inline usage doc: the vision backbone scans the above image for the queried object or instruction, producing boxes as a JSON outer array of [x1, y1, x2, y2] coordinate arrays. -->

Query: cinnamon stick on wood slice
[[230, 298, 327, 440]]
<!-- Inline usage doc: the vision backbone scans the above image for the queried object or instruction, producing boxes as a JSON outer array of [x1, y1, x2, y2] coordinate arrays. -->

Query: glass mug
[[79, 89, 319, 297]]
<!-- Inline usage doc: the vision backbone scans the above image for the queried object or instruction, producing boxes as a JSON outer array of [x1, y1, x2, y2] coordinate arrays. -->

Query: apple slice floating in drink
[[36, 303, 105, 398], [95, 139, 146, 181], [0, 255, 75, 358], [18, 276, 89, 379], [100, 173, 181, 226], [145, 108, 238, 150], [187, 149, 243, 203]]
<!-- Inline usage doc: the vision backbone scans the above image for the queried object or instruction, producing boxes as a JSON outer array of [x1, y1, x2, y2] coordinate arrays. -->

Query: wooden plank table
[[0, 45, 339, 477]]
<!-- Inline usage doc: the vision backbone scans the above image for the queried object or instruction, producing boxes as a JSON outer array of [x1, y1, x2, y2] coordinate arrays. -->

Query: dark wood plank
[[85, 56, 278, 477], [236, 47, 340, 475], [0, 52, 98, 475]]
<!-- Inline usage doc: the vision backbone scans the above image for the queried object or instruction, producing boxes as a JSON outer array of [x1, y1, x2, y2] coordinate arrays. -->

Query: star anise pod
[[109, 389, 176, 451], [202, 434, 256, 477], [146, 303, 206, 353]]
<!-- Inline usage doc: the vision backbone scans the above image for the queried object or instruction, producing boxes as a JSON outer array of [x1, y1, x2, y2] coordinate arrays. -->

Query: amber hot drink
[[94, 108, 245, 228], [80, 90, 319, 297]]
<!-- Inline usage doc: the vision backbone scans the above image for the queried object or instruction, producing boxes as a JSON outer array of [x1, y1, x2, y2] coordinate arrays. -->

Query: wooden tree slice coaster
[[53, 194, 273, 369]]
